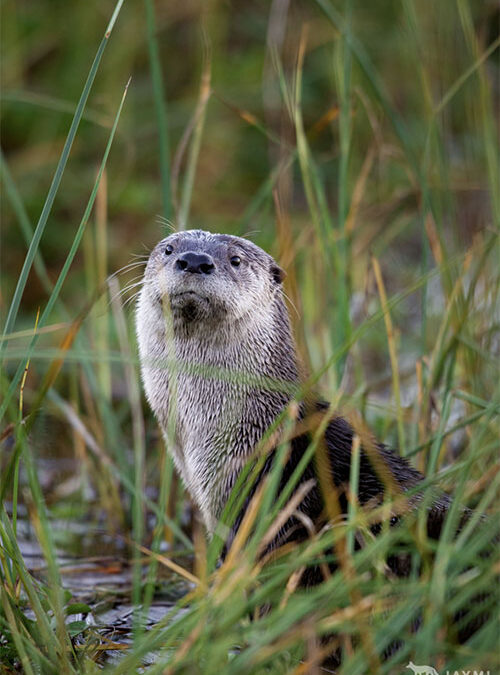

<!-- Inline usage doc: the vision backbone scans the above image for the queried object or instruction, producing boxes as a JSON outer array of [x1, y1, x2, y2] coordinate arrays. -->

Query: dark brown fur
[[136, 230, 490, 664]]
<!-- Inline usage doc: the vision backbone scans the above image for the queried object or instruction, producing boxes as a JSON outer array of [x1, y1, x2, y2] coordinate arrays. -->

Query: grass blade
[[0, 0, 125, 361], [0, 77, 130, 420], [144, 0, 172, 221]]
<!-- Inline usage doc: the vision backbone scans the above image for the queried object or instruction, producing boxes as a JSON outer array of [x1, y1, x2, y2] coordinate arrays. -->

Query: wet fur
[[136, 229, 448, 541], [136, 230, 487, 656]]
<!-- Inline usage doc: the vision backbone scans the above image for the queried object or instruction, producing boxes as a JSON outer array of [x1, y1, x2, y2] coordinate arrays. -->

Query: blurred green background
[[1, 2, 499, 671], [2, 0, 499, 487], [2, 0, 498, 326], [2, 0, 499, 457]]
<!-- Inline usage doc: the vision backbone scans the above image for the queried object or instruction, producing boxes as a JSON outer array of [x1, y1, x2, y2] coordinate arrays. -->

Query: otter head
[[140, 229, 285, 334]]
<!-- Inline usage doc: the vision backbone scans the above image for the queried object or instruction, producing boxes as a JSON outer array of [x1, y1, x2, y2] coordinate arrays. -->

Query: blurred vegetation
[[1, 0, 499, 673]]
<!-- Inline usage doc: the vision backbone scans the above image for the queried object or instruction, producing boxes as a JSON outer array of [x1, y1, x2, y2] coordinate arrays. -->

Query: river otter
[[136, 229, 451, 548], [136, 229, 494, 665]]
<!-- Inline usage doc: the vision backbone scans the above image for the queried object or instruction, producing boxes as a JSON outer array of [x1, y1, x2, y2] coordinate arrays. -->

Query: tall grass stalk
[[372, 256, 406, 454], [0, 152, 53, 296], [0, 78, 130, 425], [1, 74, 130, 673], [94, 171, 112, 401], [457, 0, 500, 227], [144, 0, 172, 221], [178, 52, 211, 230], [109, 276, 147, 635], [334, 0, 353, 374], [291, 37, 348, 384], [0, 0, 125, 363]]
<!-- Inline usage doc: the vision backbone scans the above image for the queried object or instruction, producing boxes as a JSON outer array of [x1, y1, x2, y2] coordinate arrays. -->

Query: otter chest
[[173, 372, 248, 529]]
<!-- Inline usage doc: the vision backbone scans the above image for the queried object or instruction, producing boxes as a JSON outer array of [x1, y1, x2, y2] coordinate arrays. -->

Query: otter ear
[[270, 264, 285, 284]]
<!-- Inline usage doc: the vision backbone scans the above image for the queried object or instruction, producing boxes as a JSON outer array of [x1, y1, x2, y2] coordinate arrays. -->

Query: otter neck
[[167, 301, 299, 532], [171, 309, 299, 378]]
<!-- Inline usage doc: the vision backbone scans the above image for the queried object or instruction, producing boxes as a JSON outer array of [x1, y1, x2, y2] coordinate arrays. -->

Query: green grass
[[1, 1, 499, 673]]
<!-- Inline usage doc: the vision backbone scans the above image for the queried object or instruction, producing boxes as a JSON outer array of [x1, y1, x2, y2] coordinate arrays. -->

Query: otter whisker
[[112, 260, 148, 277], [155, 215, 177, 233], [119, 279, 145, 295], [240, 229, 261, 241], [107, 277, 145, 309], [106, 265, 147, 292], [123, 290, 143, 309], [281, 288, 300, 319], [107, 274, 144, 296], [116, 279, 145, 298]]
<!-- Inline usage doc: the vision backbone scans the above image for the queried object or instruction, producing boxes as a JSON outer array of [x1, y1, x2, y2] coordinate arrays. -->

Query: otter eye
[[165, 244, 174, 255], [230, 255, 241, 267]]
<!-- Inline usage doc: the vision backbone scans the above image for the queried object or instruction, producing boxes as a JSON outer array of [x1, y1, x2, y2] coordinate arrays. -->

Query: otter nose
[[175, 251, 215, 275]]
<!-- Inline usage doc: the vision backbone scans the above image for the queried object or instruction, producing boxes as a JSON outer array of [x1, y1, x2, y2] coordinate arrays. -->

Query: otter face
[[141, 230, 284, 329]]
